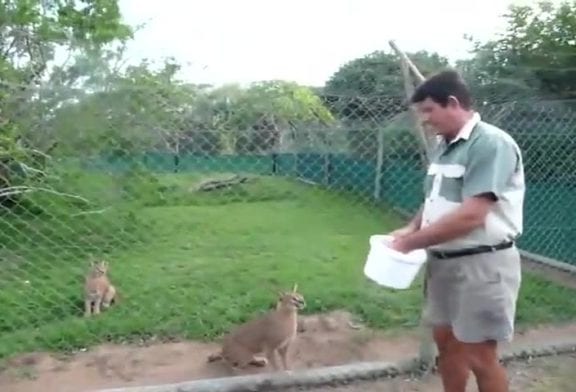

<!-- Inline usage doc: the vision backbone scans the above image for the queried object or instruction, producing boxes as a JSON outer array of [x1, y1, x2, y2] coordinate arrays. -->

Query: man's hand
[[388, 225, 416, 239], [389, 236, 413, 254], [385, 206, 423, 254], [387, 225, 418, 254]]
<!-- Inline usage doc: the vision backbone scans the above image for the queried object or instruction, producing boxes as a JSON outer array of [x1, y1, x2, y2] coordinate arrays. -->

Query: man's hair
[[410, 69, 473, 110]]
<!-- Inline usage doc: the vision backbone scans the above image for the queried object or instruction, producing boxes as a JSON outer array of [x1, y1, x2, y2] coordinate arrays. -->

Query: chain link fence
[[0, 79, 576, 389]]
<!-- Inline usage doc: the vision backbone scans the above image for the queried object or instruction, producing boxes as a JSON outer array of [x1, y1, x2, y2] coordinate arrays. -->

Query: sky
[[117, 0, 539, 87]]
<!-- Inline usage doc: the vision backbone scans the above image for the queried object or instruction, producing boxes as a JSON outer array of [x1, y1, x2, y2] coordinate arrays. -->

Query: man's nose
[[417, 112, 429, 122]]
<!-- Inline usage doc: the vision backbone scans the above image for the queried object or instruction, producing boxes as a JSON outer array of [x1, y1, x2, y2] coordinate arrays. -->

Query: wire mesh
[[0, 79, 575, 380]]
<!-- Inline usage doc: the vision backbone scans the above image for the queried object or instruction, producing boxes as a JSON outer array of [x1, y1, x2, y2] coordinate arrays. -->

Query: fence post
[[389, 40, 438, 371], [373, 127, 385, 201], [292, 152, 299, 177], [322, 152, 332, 186]]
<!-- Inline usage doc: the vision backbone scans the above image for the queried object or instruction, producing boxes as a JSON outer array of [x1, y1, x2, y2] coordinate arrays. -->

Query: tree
[[49, 74, 337, 158], [169, 80, 337, 155], [323, 50, 450, 122], [318, 50, 448, 160], [47, 56, 204, 156], [0, 0, 133, 204], [458, 1, 576, 183], [230, 80, 335, 153], [460, 1, 576, 101]]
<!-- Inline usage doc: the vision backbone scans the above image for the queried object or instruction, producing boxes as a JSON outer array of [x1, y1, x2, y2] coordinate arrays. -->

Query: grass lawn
[[0, 172, 575, 359]]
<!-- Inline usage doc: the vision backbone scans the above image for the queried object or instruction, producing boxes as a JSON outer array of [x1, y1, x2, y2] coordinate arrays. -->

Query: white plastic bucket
[[363, 234, 427, 290]]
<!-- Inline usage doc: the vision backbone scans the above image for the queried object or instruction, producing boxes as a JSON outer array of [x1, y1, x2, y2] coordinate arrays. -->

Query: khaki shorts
[[422, 246, 522, 344]]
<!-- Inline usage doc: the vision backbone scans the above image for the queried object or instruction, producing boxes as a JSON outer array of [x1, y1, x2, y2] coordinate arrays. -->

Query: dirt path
[[284, 353, 576, 391], [0, 311, 575, 392]]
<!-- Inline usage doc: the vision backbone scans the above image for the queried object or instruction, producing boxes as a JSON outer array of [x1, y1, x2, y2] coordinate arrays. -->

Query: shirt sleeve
[[462, 136, 520, 201]]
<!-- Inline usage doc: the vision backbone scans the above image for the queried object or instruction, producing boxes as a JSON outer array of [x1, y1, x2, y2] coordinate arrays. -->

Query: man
[[389, 69, 525, 392]]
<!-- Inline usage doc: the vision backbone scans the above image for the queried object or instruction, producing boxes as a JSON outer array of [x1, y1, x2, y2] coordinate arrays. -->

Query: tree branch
[[0, 186, 91, 203]]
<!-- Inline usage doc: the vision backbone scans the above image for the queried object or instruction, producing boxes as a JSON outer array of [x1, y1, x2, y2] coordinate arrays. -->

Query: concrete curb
[[96, 340, 576, 392], [94, 358, 420, 392], [500, 339, 576, 364]]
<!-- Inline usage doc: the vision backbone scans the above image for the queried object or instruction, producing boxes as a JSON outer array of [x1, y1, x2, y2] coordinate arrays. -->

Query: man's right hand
[[388, 206, 423, 239], [388, 225, 417, 239]]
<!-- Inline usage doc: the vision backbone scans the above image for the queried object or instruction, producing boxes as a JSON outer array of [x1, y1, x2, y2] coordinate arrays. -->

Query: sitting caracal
[[84, 259, 117, 317], [208, 284, 305, 371]]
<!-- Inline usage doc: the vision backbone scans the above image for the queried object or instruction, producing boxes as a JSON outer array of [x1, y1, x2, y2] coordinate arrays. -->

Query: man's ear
[[447, 95, 460, 108]]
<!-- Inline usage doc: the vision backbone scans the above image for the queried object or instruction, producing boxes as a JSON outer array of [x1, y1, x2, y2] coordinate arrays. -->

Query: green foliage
[[0, 0, 133, 211], [45, 70, 337, 156], [456, 2, 576, 185], [322, 50, 449, 123], [325, 50, 449, 97], [460, 1, 576, 101], [0, 0, 132, 81], [229, 80, 336, 153], [319, 50, 448, 158], [232, 80, 335, 128]]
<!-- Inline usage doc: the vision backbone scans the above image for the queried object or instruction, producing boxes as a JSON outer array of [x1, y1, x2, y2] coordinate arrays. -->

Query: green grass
[[0, 170, 575, 359]]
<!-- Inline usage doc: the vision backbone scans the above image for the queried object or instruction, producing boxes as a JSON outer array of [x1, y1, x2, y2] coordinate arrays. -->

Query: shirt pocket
[[438, 164, 465, 203]]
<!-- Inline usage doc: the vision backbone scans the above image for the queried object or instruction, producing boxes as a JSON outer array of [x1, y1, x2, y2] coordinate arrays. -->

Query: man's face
[[414, 97, 458, 136]]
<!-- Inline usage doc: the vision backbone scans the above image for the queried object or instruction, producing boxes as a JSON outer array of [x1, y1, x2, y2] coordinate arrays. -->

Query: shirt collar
[[436, 112, 481, 145]]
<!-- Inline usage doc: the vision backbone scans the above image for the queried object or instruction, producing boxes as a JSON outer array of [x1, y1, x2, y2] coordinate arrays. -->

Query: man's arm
[[393, 136, 520, 252], [407, 205, 423, 231], [389, 205, 423, 237], [395, 196, 494, 251]]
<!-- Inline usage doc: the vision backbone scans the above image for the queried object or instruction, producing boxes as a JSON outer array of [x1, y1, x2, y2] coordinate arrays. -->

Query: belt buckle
[[435, 250, 447, 259]]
